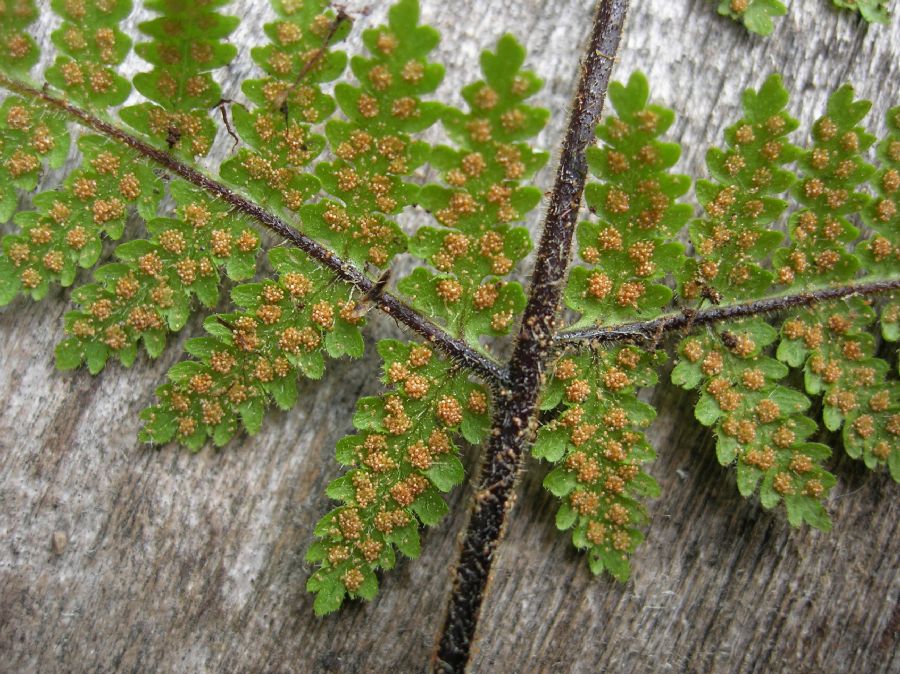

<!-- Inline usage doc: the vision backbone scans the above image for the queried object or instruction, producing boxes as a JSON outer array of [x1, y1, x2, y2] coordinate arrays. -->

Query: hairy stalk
[[557, 278, 900, 347], [0, 74, 507, 388], [433, 1, 629, 671]]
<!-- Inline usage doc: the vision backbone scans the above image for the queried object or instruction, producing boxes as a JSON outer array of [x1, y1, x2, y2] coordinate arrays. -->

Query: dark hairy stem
[[433, 1, 629, 671], [0, 74, 509, 389], [556, 278, 900, 347]]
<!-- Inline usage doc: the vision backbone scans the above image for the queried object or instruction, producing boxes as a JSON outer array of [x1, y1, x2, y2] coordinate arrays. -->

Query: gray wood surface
[[1, 0, 898, 672]]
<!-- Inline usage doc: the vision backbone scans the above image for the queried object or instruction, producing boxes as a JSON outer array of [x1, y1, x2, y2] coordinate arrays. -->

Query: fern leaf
[[306, 339, 490, 614], [55, 181, 260, 373], [859, 106, 899, 278], [714, 0, 891, 34], [867, 107, 900, 352], [832, 0, 891, 23], [0, 127, 163, 305], [769, 93, 898, 478], [0, 0, 894, 626], [301, 0, 443, 269], [45, 0, 133, 109], [773, 85, 875, 287], [565, 71, 690, 328], [544, 73, 687, 573], [140, 246, 362, 449], [399, 34, 548, 341], [778, 299, 898, 478], [715, 0, 787, 36], [119, 0, 239, 157], [672, 75, 840, 527], [219, 0, 349, 214], [534, 348, 663, 580], [0, 96, 71, 224], [0, 1, 39, 76], [680, 73, 801, 302], [673, 319, 836, 528]]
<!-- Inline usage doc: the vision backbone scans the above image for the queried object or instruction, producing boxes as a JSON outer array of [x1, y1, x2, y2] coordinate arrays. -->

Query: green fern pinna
[[0, 0, 896, 669]]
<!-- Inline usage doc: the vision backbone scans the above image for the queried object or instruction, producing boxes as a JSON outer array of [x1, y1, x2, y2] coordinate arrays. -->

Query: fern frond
[[859, 107, 899, 278], [534, 347, 662, 580], [0, 1, 39, 75], [0, 125, 163, 305], [398, 34, 548, 342], [766, 94, 899, 479], [565, 71, 690, 328], [670, 76, 851, 525], [673, 318, 836, 528], [140, 0, 463, 448], [0, 95, 70, 222], [55, 181, 260, 373], [868, 107, 900, 349], [45, 0, 133, 109], [0, 0, 895, 638], [680, 74, 801, 302], [119, 0, 239, 157], [715, 0, 787, 36], [306, 339, 490, 614], [778, 299, 898, 478], [544, 73, 688, 573], [832, 0, 891, 23], [773, 85, 875, 287], [301, 0, 443, 269], [140, 246, 361, 449], [219, 0, 348, 214], [714, 0, 890, 35]]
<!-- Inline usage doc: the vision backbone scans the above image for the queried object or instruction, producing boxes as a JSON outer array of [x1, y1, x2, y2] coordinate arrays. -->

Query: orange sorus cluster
[[308, 338, 490, 603]]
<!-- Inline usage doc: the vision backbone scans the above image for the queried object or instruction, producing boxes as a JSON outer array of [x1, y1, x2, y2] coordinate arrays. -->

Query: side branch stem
[[556, 278, 900, 347], [0, 75, 508, 388], [434, 1, 629, 671]]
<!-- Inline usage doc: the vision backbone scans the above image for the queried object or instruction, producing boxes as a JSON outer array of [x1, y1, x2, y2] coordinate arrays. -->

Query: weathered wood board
[[1, 0, 897, 672]]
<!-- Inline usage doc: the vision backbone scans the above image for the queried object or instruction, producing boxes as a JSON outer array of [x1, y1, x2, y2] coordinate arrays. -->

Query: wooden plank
[[0, 1, 897, 672]]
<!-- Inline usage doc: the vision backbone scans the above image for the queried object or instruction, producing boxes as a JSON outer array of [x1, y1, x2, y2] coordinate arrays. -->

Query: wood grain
[[1, 1, 897, 672]]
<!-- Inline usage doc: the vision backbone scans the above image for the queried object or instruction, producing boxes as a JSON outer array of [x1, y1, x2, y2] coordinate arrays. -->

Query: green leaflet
[[140, 246, 362, 450], [219, 0, 348, 215], [0, 95, 70, 225], [772, 85, 875, 287], [307, 339, 491, 614], [674, 319, 836, 528], [859, 107, 900, 277], [534, 348, 664, 581], [551, 72, 690, 570], [400, 33, 548, 341], [302, 0, 446, 269], [0, 131, 161, 305], [831, 0, 891, 23], [778, 299, 898, 479], [681, 74, 801, 303], [664, 75, 900, 524], [0, 94, 70, 292], [716, 0, 787, 36], [120, 0, 238, 157], [0, 1, 39, 75], [397, 267, 526, 346], [565, 71, 690, 329], [882, 297, 900, 344], [674, 75, 897, 489], [45, 0, 133, 109], [768, 96, 898, 480], [56, 181, 260, 373], [715, 0, 890, 35]]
